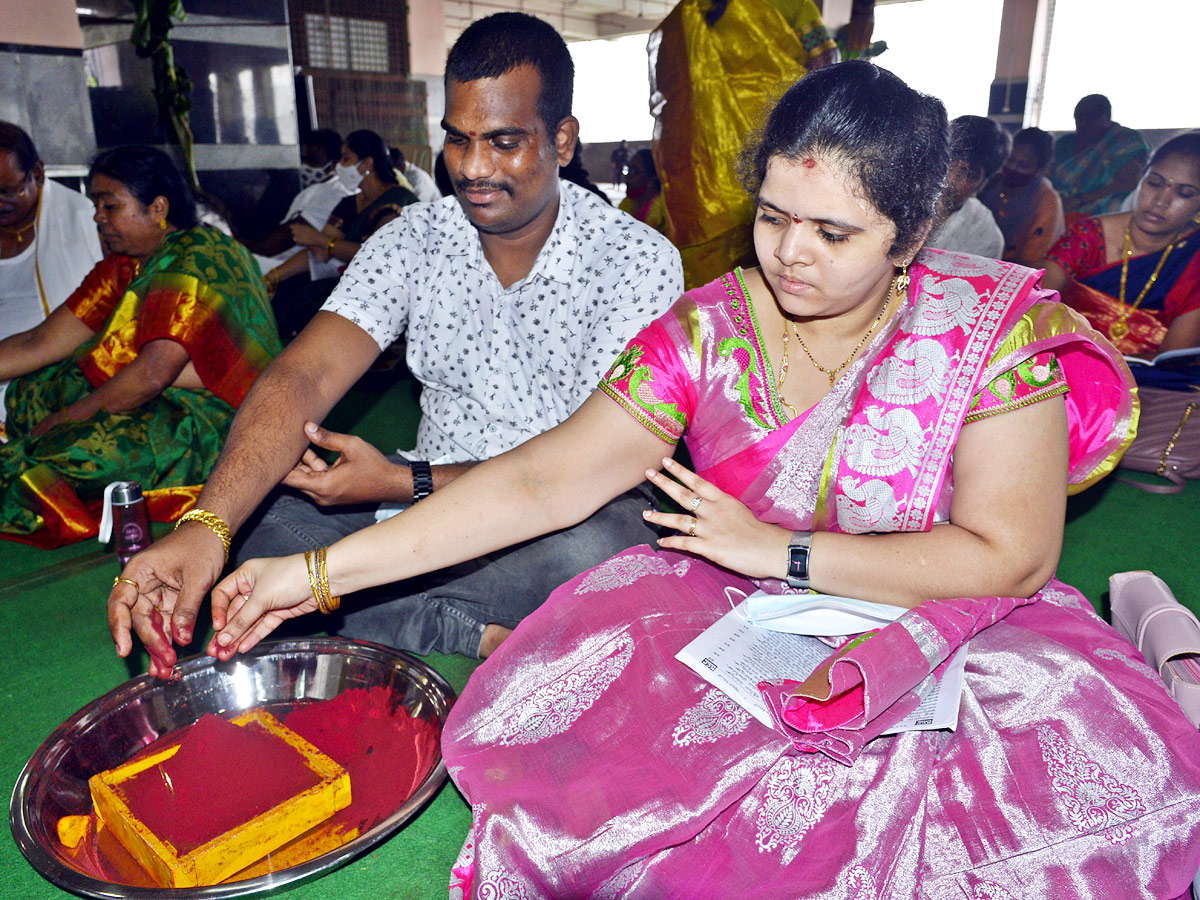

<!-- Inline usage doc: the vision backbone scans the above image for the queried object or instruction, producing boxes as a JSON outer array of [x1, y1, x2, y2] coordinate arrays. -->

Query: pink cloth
[[443, 251, 1200, 899]]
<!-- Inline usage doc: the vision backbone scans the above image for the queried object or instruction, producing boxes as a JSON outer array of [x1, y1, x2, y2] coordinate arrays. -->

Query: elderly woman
[[0, 146, 279, 546], [120, 64, 1200, 896], [1042, 131, 1200, 356]]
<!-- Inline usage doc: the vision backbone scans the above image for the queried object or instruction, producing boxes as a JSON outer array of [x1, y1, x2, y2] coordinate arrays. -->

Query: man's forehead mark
[[801, 157, 816, 169], [469, 131, 476, 137]]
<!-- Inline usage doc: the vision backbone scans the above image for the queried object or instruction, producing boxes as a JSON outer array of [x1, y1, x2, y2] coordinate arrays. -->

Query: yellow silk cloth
[[1061, 278, 1167, 356], [649, 0, 833, 288]]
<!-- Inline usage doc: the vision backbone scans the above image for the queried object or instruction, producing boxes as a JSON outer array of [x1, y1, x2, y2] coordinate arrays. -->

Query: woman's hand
[[288, 222, 326, 248], [206, 554, 319, 661], [644, 457, 791, 580], [30, 408, 69, 438]]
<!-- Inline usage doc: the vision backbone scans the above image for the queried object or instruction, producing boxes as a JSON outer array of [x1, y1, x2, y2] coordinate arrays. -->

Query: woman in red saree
[[174, 64, 1200, 898], [1042, 131, 1200, 357]]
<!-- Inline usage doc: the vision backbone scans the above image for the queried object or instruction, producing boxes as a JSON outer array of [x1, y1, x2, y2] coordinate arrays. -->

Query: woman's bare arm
[[808, 396, 1068, 605], [0, 303, 93, 381]]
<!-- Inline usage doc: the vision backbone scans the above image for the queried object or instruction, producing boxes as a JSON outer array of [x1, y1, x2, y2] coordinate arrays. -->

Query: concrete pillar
[[410, 0, 447, 159], [989, 0, 1051, 130]]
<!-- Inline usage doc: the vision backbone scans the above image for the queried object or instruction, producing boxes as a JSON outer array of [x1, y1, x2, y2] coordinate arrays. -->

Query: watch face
[[787, 539, 811, 585]]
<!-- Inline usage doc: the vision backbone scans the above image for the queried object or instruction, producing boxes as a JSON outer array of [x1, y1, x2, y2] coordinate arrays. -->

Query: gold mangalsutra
[[0, 220, 34, 244], [1111, 223, 1177, 342], [791, 272, 901, 388]]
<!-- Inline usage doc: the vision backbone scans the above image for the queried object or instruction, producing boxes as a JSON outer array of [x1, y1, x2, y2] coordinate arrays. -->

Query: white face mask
[[335, 161, 364, 191], [299, 162, 333, 188]]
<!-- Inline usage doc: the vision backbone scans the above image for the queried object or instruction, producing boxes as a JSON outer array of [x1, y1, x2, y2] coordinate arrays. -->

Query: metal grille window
[[305, 13, 389, 73]]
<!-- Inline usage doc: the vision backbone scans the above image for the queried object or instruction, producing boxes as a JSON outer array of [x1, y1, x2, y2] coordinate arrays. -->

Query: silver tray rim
[[8, 637, 456, 899]]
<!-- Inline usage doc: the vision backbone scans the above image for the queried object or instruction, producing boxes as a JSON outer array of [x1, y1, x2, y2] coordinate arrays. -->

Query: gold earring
[[159, 218, 167, 231], [895, 263, 910, 295]]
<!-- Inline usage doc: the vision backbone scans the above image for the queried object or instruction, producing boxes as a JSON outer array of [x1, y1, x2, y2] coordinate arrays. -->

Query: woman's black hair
[[741, 60, 950, 259], [1012, 127, 1054, 171], [0, 120, 39, 174], [560, 142, 610, 204], [89, 146, 198, 229], [344, 130, 398, 185], [950, 115, 1010, 184], [1150, 131, 1200, 169], [630, 148, 661, 191]]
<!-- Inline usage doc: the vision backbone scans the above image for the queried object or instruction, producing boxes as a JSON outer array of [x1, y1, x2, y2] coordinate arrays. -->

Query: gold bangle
[[174, 508, 232, 562], [326, 236, 337, 254], [317, 546, 341, 612], [305, 550, 329, 614]]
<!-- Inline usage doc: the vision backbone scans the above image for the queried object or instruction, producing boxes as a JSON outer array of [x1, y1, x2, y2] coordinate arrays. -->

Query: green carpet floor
[[3, 367, 1198, 899]]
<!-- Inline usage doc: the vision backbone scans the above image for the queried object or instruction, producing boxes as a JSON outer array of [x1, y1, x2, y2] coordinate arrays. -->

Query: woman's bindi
[[801, 157, 816, 169]]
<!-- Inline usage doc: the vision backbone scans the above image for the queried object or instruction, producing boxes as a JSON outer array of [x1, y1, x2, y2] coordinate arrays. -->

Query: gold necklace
[[791, 274, 900, 388], [1111, 223, 1178, 341], [0, 220, 34, 244], [777, 325, 799, 418]]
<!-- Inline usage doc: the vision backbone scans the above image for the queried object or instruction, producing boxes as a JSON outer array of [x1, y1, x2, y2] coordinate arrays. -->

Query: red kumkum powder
[[284, 686, 440, 831], [117, 714, 320, 853]]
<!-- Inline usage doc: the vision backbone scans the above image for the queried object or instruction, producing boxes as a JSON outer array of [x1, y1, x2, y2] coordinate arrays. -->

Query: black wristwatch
[[409, 460, 434, 502], [786, 531, 812, 589]]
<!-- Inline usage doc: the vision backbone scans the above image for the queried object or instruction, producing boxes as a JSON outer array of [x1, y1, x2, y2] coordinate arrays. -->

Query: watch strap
[[409, 460, 434, 502]]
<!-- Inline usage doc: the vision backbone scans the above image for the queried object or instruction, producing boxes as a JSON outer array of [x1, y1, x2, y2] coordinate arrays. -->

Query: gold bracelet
[[316, 546, 341, 612], [174, 508, 232, 561], [326, 236, 337, 254], [305, 550, 329, 614]]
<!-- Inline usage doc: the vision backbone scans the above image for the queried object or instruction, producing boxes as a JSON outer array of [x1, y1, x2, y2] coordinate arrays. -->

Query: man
[[1051, 94, 1149, 217], [392, 146, 442, 203], [250, 128, 352, 271], [980, 127, 1065, 267], [926, 115, 1008, 259], [109, 12, 683, 672], [0, 122, 103, 420]]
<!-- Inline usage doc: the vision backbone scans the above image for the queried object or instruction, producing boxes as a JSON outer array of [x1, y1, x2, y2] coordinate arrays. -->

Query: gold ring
[[688, 517, 697, 537], [113, 576, 140, 591], [241, 594, 251, 604]]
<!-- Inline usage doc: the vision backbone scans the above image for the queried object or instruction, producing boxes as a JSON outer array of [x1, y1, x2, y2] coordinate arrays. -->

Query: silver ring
[[687, 518, 697, 537], [689, 496, 703, 513]]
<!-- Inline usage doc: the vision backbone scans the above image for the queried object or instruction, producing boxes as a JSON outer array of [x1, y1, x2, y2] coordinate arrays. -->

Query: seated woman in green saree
[[0, 146, 280, 547]]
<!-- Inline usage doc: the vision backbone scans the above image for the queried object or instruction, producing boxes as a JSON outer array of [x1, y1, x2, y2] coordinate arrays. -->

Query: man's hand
[[107, 525, 228, 677], [282, 421, 410, 506]]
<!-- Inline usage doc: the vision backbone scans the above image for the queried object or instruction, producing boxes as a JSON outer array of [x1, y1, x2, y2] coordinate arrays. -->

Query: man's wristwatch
[[409, 460, 434, 502], [786, 531, 812, 589]]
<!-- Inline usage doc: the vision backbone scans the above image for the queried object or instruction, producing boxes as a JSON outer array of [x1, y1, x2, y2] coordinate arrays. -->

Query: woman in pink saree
[[203, 62, 1200, 898]]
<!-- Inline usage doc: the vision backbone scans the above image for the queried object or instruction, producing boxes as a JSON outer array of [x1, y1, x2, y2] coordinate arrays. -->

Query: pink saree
[[443, 250, 1200, 899]]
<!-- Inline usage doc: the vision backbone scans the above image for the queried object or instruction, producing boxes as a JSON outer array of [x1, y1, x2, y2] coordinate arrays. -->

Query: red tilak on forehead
[[791, 215, 803, 224], [801, 157, 816, 169], [468, 131, 477, 137]]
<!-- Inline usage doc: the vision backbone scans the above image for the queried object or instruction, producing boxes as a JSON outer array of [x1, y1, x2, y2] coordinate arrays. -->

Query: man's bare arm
[[109, 311, 382, 661]]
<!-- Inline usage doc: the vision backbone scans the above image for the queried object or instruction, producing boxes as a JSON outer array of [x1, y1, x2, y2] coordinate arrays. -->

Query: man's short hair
[[302, 128, 342, 162], [0, 121, 39, 173], [1013, 127, 1055, 171], [444, 12, 573, 135]]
